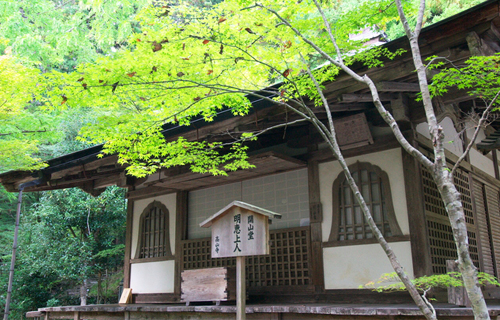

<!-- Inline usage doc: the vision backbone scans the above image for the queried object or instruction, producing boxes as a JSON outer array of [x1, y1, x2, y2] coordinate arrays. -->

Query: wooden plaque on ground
[[181, 267, 236, 303]]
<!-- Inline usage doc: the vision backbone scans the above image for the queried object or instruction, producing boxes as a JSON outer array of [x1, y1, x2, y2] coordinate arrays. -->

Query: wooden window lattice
[[135, 201, 173, 260], [329, 162, 402, 243], [422, 166, 479, 274], [338, 169, 391, 240], [181, 227, 311, 287], [454, 169, 475, 225]]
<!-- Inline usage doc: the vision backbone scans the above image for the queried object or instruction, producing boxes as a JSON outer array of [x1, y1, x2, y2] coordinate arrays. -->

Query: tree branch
[[0, 129, 49, 137], [414, 0, 426, 37], [68, 226, 78, 239], [452, 89, 500, 175], [259, 3, 433, 169]]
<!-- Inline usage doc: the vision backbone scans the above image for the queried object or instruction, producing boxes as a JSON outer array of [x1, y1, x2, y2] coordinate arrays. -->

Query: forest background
[[0, 0, 488, 318]]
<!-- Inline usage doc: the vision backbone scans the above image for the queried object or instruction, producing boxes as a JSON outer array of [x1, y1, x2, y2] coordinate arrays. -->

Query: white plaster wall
[[416, 117, 495, 176], [469, 149, 495, 177], [130, 260, 175, 293], [129, 193, 177, 294], [188, 169, 310, 239], [416, 117, 464, 156], [319, 148, 410, 242], [323, 241, 413, 289], [131, 193, 177, 258], [466, 121, 495, 177]]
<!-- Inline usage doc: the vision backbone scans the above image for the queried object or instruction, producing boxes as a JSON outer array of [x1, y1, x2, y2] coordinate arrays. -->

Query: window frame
[[325, 161, 405, 247], [132, 200, 174, 263]]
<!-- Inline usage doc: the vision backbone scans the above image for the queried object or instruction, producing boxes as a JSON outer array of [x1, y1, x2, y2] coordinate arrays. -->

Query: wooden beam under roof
[[142, 151, 305, 191], [376, 82, 421, 92], [338, 93, 399, 103], [313, 103, 370, 113]]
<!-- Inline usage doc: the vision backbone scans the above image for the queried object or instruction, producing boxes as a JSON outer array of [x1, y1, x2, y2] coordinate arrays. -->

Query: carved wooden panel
[[333, 113, 373, 150], [181, 227, 311, 288]]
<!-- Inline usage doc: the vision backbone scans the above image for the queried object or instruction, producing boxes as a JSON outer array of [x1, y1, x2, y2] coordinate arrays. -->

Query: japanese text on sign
[[234, 214, 242, 252], [248, 215, 254, 240], [208, 207, 270, 258]]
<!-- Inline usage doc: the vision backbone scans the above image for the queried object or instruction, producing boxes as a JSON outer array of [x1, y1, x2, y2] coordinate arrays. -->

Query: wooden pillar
[[236, 256, 246, 320], [401, 148, 433, 277], [174, 191, 188, 300], [492, 150, 499, 180], [307, 160, 325, 292], [123, 188, 135, 288]]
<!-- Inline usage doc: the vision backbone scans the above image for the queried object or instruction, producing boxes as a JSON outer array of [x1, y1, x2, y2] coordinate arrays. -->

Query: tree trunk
[[302, 55, 437, 320], [392, 1, 491, 316], [97, 271, 103, 304], [325, 133, 437, 320], [434, 170, 490, 319], [80, 279, 88, 306]]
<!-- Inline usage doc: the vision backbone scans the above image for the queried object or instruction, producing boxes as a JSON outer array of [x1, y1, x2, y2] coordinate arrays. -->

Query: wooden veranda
[[26, 303, 500, 320]]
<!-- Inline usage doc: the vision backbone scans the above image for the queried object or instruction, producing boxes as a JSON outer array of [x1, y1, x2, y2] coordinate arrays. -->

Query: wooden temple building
[[4, 1, 500, 319]]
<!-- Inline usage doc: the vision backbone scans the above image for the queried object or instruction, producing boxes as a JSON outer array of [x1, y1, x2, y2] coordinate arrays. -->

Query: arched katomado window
[[328, 162, 402, 243], [135, 201, 173, 260]]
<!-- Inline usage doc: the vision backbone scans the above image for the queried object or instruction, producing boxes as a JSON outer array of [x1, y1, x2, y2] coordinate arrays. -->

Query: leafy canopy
[[40, 0, 415, 177], [0, 0, 151, 172], [429, 53, 500, 106], [0, 0, 149, 71], [0, 56, 52, 171]]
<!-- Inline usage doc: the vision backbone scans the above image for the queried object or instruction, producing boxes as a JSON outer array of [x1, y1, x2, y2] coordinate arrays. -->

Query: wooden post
[[199, 201, 278, 318], [174, 191, 188, 301], [402, 148, 433, 277], [236, 256, 246, 320], [123, 190, 134, 288], [4, 189, 23, 320], [492, 150, 499, 180], [447, 260, 472, 307], [307, 160, 325, 293]]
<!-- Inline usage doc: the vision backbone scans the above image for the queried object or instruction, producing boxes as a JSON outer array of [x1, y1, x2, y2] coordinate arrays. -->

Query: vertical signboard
[[200, 201, 280, 320], [210, 206, 269, 258]]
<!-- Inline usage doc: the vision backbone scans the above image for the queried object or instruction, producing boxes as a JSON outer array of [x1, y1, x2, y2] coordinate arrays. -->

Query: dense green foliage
[[0, 0, 145, 315], [430, 53, 500, 106], [0, 187, 127, 317], [0, 0, 484, 174], [0, 0, 148, 71], [0, 0, 151, 173]]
